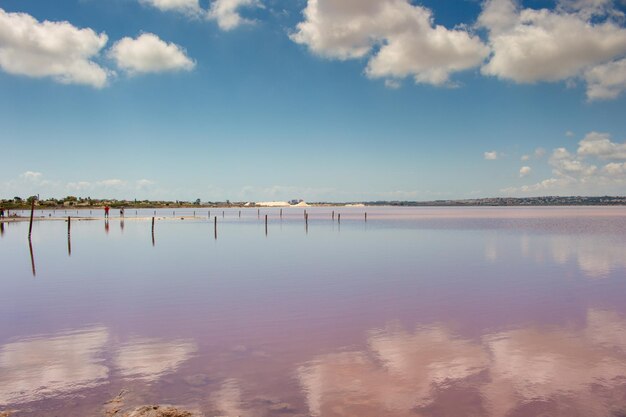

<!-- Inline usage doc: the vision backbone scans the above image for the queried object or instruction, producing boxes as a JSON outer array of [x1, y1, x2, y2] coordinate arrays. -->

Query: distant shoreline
[[2, 195, 626, 210]]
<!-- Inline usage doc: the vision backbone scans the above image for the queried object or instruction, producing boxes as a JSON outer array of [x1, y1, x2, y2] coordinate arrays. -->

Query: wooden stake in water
[[280, 208, 283, 219], [214, 216, 217, 240], [151, 217, 155, 233], [28, 199, 35, 239], [265, 214, 268, 236], [239, 210, 241, 218], [222, 210, 225, 218], [68, 216, 71, 235], [28, 238, 36, 277], [338, 213, 340, 224], [332, 211, 335, 221], [365, 212, 367, 222], [258, 209, 260, 219]]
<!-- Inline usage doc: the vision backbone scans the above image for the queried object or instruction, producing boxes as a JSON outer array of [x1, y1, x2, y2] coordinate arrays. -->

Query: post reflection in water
[[0, 222, 4, 237], [104, 219, 109, 234], [120, 219, 124, 232], [67, 233, 72, 257]]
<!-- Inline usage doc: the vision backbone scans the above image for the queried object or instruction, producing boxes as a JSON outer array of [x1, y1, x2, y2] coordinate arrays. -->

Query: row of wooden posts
[[25, 201, 368, 241]]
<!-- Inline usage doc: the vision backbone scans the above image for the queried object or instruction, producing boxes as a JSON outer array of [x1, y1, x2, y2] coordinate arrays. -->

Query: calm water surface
[[1, 206, 626, 416]]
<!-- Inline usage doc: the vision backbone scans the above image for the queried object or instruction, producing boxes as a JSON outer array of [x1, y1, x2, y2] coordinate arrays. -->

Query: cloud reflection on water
[[0, 327, 109, 405], [0, 328, 196, 406], [114, 337, 197, 382], [549, 236, 626, 278], [298, 309, 626, 417]]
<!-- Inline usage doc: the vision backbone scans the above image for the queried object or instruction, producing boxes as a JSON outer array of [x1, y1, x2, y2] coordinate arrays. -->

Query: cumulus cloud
[[0, 8, 110, 88], [604, 161, 626, 176], [478, 0, 626, 99], [20, 171, 43, 181], [502, 131, 626, 195], [577, 131, 626, 160], [290, 0, 489, 86], [139, 0, 202, 15], [484, 150, 499, 160], [519, 166, 531, 177], [585, 57, 626, 100], [208, 0, 263, 31], [108, 33, 195, 74]]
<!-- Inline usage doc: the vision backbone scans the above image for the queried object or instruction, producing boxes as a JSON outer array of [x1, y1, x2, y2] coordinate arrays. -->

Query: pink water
[[1, 206, 626, 416]]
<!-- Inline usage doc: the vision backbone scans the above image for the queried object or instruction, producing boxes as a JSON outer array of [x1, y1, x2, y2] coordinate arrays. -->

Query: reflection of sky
[[298, 309, 626, 417], [0, 327, 196, 406], [114, 337, 197, 382], [482, 232, 626, 279], [0, 327, 109, 405], [549, 236, 626, 278]]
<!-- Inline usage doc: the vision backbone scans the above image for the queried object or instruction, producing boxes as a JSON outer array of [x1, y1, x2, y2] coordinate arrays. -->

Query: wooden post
[[257, 209, 260, 219], [332, 210, 335, 221], [222, 210, 225, 218], [365, 212, 367, 222], [280, 208, 283, 219], [239, 210, 241, 218], [151, 217, 155, 233], [265, 214, 268, 236], [28, 199, 35, 239], [214, 216, 217, 240], [338, 213, 340, 224], [68, 216, 71, 235], [208, 210, 211, 218], [28, 238, 36, 277]]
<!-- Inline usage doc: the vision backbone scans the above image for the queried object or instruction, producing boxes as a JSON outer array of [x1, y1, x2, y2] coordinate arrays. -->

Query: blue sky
[[1, 0, 626, 201]]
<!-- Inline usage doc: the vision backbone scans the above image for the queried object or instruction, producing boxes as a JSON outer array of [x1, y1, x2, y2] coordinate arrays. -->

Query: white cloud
[[20, 171, 42, 181], [384, 79, 401, 89], [291, 0, 489, 86], [566, 130, 575, 137], [577, 131, 626, 160], [207, 0, 263, 31], [478, 0, 626, 99], [534, 147, 546, 158], [484, 151, 499, 160], [502, 131, 626, 195], [139, 0, 202, 15], [0, 8, 110, 88], [108, 33, 195, 74], [604, 162, 626, 176], [519, 166, 531, 177], [584, 58, 626, 100], [521, 154, 530, 161]]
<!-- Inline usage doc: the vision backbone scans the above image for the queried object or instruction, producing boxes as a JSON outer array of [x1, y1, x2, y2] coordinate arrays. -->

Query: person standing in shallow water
[[104, 205, 110, 218], [0, 207, 4, 219]]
